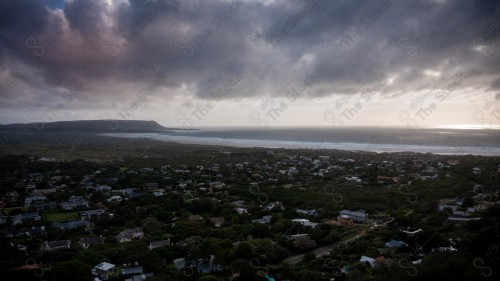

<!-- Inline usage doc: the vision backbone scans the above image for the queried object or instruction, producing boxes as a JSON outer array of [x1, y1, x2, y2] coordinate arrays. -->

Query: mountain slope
[[0, 120, 171, 132]]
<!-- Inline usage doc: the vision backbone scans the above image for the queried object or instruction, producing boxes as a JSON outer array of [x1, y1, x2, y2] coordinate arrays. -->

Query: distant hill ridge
[[0, 120, 171, 132]]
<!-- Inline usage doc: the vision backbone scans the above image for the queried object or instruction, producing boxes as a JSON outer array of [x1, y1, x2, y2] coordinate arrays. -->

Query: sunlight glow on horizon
[[435, 124, 500, 130]]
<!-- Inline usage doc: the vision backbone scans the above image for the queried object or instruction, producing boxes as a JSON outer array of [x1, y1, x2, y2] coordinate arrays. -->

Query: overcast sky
[[1, 0, 500, 129]]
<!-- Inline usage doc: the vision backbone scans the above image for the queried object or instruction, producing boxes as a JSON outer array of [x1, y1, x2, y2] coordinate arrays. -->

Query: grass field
[[44, 212, 77, 222]]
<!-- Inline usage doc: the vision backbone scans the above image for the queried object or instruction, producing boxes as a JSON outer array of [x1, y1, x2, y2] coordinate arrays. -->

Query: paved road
[[282, 231, 366, 265]]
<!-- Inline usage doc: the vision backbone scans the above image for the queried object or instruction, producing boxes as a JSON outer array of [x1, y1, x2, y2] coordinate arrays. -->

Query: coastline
[[100, 132, 500, 156]]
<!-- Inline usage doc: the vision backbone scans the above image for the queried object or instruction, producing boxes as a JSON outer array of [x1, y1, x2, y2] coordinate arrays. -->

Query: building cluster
[[0, 153, 498, 279]]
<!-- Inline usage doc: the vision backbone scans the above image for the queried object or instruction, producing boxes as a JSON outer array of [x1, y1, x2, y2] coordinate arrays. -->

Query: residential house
[[11, 212, 41, 225], [292, 218, 318, 228], [152, 191, 165, 197], [472, 167, 482, 175], [92, 262, 116, 280], [438, 204, 459, 212], [173, 255, 223, 275], [118, 188, 136, 196], [385, 239, 406, 248], [173, 258, 186, 270], [41, 240, 71, 251], [124, 273, 154, 281], [360, 256, 375, 269], [60, 196, 88, 210], [338, 210, 368, 223], [3, 191, 20, 207], [107, 195, 122, 202], [234, 208, 248, 215], [148, 240, 171, 250], [433, 246, 458, 252], [296, 209, 319, 216], [208, 181, 226, 190], [117, 227, 144, 243], [139, 167, 154, 174], [251, 215, 273, 224], [24, 195, 47, 207], [87, 185, 112, 193], [32, 187, 59, 195], [453, 210, 468, 217], [467, 207, 477, 213], [80, 209, 105, 220], [81, 174, 96, 182], [145, 183, 159, 190], [53, 220, 90, 230], [345, 176, 361, 183], [79, 237, 105, 249], [25, 226, 46, 236], [424, 166, 438, 174], [290, 234, 309, 240], [33, 201, 57, 211], [121, 266, 143, 277], [421, 174, 438, 180], [28, 172, 43, 178], [447, 217, 481, 223], [264, 201, 284, 211], [119, 188, 144, 199]]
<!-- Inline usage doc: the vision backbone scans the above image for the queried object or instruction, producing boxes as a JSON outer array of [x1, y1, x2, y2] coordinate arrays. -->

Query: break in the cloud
[[0, 0, 500, 127]]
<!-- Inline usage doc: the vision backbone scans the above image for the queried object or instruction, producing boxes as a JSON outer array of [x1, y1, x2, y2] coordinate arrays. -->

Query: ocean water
[[102, 127, 500, 156]]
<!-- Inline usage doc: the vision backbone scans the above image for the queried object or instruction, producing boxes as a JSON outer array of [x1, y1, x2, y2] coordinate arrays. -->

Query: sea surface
[[102, 127, 500, 156]]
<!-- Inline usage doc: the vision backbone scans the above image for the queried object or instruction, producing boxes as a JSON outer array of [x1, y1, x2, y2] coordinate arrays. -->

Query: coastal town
[[2, 0, 500, 279], [1, 147, 499, 280]]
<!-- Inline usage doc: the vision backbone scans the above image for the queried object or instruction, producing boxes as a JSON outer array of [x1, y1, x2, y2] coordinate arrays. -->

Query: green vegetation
[[0, 133, 499, 280], [44, 212, 77, 222]]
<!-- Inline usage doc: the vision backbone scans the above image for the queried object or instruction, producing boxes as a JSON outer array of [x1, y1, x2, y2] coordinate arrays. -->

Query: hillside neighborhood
[[0, 150, 499, 280]]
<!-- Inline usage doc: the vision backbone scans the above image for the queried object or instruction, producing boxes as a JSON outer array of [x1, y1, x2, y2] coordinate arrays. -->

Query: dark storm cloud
[[1, 0, 499, 109]]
